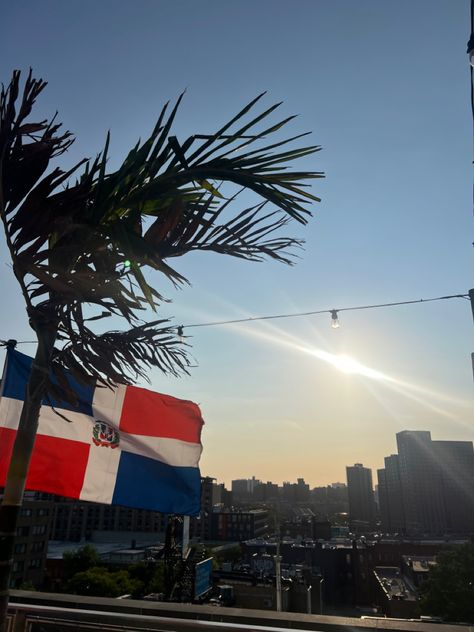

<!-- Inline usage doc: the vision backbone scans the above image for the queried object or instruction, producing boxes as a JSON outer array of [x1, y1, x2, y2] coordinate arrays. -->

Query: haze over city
[[1, 0, 473, 488]]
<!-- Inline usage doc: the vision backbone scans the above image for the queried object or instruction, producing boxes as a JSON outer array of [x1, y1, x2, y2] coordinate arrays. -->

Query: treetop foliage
[[419, 543, 474, 623], [0, 69, 322, 399]]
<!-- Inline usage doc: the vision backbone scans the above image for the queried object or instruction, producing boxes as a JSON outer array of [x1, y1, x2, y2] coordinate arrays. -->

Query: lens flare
[[307, 350, 387, 380], [223, 317, 472, 420]]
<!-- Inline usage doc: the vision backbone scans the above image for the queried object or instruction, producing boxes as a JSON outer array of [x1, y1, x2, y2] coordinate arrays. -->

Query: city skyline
[[206, 427, 474, 491], [1, 1, 473, 488]]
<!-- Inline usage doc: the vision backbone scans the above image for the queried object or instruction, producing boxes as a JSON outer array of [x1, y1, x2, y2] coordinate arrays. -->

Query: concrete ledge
[[8, 591, 472, 632]]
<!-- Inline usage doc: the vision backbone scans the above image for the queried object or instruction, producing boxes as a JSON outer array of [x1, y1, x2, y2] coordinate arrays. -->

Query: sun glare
[[222, 316, 472, 421], [306, 349, 388, 380]]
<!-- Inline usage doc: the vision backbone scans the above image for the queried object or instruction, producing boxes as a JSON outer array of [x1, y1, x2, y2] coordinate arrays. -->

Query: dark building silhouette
[[310, 484, 348, 518], [8, 491, 53, 589], [282, 478, 310, 503], [51, 498, 166, 541], [377, 468, 388, 527], [231, 478, 259, 502], [378, 431, 474, 535], [51, 477, 216, 544], [192, 476, 214, 541], [432, 439, 474, 534], [231, 479, 249, 501], [396, 431, 446, 534], [212, 482, 232, 507], [253, 481, 279, 502], [346, 463, 375, 532], [211, 509, 269, 541], [377, 454, 405, 534], [312, 519, 332, 540]]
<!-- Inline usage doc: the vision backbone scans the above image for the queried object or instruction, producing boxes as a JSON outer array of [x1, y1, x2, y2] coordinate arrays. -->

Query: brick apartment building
[[8, 492, 53, 589]]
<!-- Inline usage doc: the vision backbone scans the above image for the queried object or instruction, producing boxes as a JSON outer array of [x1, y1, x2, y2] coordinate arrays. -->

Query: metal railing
[[7, 592, 472, 632]]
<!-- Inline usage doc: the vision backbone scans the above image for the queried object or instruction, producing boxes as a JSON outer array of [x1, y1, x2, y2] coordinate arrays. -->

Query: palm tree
[[0, 69, 322, 624]]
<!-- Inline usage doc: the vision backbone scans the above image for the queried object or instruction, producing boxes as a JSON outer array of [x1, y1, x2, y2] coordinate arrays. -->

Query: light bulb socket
[[330, 310, 340, 329], [177, 325, 185, 342]]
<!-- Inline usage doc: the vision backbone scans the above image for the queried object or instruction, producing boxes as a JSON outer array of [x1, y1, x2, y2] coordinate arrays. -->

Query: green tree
[[0, 69, 321, 626], [63, 545, 102, 581], [419, 544, 474, 623], [127, 561, 158, 598], [147, 562, 166, 594], [67, 566, 139, 598], [215, 545, 242, 567]]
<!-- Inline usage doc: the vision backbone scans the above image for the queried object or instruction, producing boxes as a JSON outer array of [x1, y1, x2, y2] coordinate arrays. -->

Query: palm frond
[[0, 69, 323, 388]]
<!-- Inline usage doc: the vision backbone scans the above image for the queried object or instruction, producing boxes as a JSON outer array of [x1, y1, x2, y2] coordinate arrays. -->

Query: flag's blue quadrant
[[0, 349, 204, 516]]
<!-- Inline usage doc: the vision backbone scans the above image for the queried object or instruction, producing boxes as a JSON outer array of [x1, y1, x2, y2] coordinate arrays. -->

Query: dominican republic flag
[[0, 349, 204, 516]]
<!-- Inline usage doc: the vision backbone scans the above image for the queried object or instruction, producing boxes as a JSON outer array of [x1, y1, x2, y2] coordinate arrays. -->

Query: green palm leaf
[[0, 69, 323, 388]]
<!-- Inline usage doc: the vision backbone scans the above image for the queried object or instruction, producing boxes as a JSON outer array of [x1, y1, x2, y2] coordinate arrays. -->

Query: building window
[[37, 508, 49, 517], [12, 561, 24, 573], [32, 525, 46, 536], [29, 558, 42, 569], [31, 541, 44, 553], [14, 543, 26, 555], [16, 526, 29, 537], [20, 508, 32, 517]]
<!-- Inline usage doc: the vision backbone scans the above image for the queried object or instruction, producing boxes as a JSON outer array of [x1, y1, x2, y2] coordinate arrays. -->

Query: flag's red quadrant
[[120, 386, 202, 443], [0, 428, 89, 499]]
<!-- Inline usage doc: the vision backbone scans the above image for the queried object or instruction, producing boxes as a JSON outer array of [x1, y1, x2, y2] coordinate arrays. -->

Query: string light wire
[[0, 293, 468, 347], [178, 292, 469, 332]]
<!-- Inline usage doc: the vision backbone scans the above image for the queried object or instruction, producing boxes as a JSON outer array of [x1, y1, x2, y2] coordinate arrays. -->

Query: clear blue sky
[[1, 0, 473, 487]]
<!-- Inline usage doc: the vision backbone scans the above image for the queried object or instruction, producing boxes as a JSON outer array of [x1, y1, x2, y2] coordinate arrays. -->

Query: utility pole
[[275, 539, 282, 611], [469, 289, 474, 380], [274, 509, 282, 612], [319, 577, 324, 615]]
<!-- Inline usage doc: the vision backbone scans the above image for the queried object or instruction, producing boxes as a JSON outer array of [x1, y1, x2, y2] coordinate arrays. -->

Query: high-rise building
[[296, 478, 310, 502], [433, 440, 474, 533], [9, 491, 53, 589], [346, 463, 375, 532], [377, 468, 388, 528], [231, 478, 255, 502], [212, 482, 231, 507], [378, 431, 474, 536], [50, 498, 166, 542], [377, 454, 405, 534], [396, 431, 445, 534], [253, 481, 279, 502]]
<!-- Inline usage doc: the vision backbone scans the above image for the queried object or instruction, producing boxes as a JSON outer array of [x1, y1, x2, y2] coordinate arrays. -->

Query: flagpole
[[0, 328, 56, 630], [182, 515, 190, 559], [0, 341, 13, 398]]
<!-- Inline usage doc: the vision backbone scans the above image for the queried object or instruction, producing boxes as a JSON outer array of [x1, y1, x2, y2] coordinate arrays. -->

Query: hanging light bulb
[[330, 310, 340, 329], [177, 325, 185, 343]]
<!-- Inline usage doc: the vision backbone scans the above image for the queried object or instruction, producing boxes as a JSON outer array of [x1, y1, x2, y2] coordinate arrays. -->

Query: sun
[[307, 349, 388, 381], [329, 354, 385, 378]]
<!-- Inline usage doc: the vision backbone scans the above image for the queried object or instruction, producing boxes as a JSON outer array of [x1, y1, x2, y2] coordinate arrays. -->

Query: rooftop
[[402, 556, 437, 573], [47, 540, 163, 560], [374, 567, 417, 602]]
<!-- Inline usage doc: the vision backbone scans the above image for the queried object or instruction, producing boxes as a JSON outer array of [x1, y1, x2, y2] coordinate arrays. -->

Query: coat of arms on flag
[[0, 349, 204, 516], [92, 421, 120, 448]]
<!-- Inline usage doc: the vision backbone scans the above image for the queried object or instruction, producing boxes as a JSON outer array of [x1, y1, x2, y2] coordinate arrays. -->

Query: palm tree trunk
[[0, 329, 56, 630]]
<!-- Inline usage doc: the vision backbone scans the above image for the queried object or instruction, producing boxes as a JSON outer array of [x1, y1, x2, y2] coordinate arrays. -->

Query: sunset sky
[[1, 0, 473, 488]]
